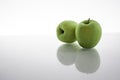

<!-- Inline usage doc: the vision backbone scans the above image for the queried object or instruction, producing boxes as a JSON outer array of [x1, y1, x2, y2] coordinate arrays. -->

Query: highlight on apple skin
[[76, 18, 102, 48], [56, 20, 78, 43]]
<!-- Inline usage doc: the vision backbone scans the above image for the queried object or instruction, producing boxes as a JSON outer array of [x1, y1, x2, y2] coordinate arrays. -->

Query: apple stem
[[87, 18, 90, 24]]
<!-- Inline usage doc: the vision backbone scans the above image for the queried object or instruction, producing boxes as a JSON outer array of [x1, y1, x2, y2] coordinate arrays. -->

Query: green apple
[[76, 18, 102, 48], [56, 20, 77, 43]]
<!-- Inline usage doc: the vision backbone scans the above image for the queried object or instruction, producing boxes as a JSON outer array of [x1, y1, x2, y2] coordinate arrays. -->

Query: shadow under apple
[[57, 43, 100, 74]]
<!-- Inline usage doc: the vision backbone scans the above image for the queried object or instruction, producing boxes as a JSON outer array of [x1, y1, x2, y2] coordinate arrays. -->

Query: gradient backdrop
[[0, 0, 120, 35]]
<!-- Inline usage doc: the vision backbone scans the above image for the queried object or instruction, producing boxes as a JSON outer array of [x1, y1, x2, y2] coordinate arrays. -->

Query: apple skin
[[76, 19, 102, 48], [56, 20, 77, 43]]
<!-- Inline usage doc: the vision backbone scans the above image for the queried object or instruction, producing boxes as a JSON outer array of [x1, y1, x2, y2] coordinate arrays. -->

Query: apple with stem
[[76, 18, 102, 48]]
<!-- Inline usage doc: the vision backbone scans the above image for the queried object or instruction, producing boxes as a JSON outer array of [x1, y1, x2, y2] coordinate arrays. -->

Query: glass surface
[[0, 33, 120, 80]]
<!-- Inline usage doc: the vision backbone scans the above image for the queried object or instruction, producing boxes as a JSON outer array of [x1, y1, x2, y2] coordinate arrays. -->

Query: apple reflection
[[57, 43, 100, 74], [75, 48, 100, 73], [57, 43, 79, 65]]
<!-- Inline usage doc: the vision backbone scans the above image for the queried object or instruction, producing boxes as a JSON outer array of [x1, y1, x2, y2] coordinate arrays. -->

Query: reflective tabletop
[[0, 33, 120, 80]]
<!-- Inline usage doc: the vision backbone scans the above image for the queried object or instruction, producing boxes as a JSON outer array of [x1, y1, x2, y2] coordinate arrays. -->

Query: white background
[[0, 1, 120, 80], [0, 0, 120, 35]]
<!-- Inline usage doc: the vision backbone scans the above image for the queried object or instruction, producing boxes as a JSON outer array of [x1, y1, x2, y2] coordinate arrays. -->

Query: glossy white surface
[[0, 33, 120, 80]]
